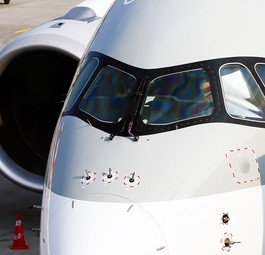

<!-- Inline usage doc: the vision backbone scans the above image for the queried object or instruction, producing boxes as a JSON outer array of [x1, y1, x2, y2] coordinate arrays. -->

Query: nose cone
[[48, 193, 168, 255]]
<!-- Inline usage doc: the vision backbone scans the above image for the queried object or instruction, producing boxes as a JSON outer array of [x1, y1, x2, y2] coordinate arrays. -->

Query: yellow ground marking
[[14, 27, 31, 35]]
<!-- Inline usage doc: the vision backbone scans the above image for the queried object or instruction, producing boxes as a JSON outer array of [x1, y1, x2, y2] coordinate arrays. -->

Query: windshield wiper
[[108, 77, 146, 142]]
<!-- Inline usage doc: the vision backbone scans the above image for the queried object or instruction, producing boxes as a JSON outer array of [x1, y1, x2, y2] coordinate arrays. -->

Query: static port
[[221, 232, 240, 252], [222, 213, 230, 224], [224, 238, 232, 247]]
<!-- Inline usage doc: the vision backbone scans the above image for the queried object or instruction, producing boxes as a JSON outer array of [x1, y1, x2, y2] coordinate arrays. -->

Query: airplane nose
[[47, 193, 168, 255]]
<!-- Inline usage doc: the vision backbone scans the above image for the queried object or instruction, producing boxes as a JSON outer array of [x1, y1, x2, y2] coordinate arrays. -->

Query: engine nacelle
[[0, 0, 114, 192]]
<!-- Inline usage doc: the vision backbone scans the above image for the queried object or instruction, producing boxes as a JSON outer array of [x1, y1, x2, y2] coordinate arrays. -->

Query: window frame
[[64, 58, 99, 112]]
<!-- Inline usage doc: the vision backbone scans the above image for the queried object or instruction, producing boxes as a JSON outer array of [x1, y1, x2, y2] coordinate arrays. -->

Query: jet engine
[[0, 0, 114, 192]]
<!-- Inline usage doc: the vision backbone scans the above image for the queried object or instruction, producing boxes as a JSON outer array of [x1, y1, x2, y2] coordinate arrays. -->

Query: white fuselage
[[40, 0, 265, 254], [40, 116, 265, 254]]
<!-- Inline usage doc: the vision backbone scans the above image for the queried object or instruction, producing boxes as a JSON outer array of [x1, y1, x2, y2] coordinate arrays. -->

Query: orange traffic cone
[[10, 213, 29, 250]]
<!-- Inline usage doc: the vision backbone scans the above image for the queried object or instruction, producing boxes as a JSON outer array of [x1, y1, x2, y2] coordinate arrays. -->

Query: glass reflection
[[140, 69, 214, 125], [220, 64, 265, 121], [80, 66, 137, 123]]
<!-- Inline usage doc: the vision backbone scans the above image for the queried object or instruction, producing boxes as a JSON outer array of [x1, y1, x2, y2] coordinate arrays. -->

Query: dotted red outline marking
[[123, 173, 141, 188], [102, 170, 119, 184], [225, 147, 260, 184], [81, 171, 97, 186]]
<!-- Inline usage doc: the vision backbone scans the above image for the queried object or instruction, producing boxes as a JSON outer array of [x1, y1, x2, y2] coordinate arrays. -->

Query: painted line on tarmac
[[14, 27, 31, 35]]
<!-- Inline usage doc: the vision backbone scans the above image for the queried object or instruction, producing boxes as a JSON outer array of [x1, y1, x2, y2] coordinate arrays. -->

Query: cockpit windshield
[[79, 65, 137, 123], [140, 69, 214, 125], [63, 54, 265, 136]]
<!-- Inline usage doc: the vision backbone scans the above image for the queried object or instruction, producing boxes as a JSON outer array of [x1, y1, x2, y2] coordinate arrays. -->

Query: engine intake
[[0, 49, 78, 191]]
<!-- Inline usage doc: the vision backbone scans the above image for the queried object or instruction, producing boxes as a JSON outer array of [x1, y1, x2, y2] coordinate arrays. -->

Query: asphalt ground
[[0, 0, 81, 47], [0, 0, 81, 254]]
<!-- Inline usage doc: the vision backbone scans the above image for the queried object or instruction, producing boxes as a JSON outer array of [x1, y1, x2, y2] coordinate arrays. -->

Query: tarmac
[[0, 0, 81, 47], [0, 0, 81, 254]]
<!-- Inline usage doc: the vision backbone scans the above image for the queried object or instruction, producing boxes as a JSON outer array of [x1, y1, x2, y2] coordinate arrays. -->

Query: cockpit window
[[79, 65, 137, 123], [255, 63, 265, 86], [140, 69, 214, 125], [64, 58, 99, 112], [220, 64, 265, 121]]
